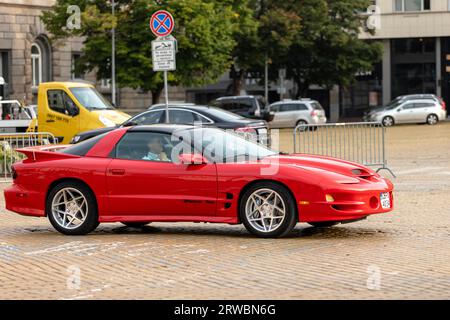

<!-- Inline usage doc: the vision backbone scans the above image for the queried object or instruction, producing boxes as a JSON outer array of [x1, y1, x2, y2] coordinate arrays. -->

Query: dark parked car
[[71, 105, 270, 145], [212, 95, 274, 122]]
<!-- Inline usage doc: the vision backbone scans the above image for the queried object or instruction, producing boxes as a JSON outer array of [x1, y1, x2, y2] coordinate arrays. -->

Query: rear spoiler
[[16, 145, 79, 162]]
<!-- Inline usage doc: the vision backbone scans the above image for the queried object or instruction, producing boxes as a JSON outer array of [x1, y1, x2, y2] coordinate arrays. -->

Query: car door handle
[[109, 169, 125, 175], [46, 119, 55, 123]]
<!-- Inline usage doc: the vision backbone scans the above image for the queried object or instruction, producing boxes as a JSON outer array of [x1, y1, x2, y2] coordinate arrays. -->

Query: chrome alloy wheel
[[427, 114, 438, 125], [51, 187, 88, 230], [244, 188, 286, 233]]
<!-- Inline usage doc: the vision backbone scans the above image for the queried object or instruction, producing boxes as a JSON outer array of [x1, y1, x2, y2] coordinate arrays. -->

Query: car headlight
[[99, 115, 116, 127], [71, 135, 81, 144]]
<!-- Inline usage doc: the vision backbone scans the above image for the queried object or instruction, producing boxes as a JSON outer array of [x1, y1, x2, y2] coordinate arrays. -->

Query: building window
[[31, 44, 42, 88], [71, 53, 84, 80], [31, 35, 52, 90], [391, 38, 436, 98], [0, 51, 10, 98], [394, 0, 430, 12]]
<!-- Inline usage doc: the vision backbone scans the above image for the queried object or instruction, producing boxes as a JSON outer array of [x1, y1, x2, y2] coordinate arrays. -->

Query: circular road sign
[[150, 10, 174, 37]]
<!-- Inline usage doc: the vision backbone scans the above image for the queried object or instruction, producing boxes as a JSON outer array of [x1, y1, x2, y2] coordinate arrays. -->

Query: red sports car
[[4, 125, 394, 238]]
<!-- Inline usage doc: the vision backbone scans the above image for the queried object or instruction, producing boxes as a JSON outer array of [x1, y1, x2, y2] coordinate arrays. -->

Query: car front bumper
[[297, 179, 394, 223]]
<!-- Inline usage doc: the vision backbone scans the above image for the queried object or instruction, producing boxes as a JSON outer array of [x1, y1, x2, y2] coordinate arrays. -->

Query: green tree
[[42, 0, 236, 103], [224, 0, 301, 95], [276, 0, 382, 97]]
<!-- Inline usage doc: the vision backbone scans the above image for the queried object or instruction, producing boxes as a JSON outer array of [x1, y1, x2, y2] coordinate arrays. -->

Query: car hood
[[91, 110, 131, 124], [266, 154, 378, 183]]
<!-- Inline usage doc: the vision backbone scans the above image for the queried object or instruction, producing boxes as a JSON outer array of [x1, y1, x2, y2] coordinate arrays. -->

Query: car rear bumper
[[4, 184, 45, 217]]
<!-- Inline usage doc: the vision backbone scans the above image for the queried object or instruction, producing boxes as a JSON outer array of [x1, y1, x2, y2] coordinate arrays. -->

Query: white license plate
[[380, 192, 391, 209], [258, 128, 267, 134]]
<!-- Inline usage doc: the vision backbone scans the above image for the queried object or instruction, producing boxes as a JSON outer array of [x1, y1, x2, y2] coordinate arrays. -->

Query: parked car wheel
[[121, 222, 151, 228], [382, 116, 394, 127], [308, 221, 339, 228], [47, 181, 99, 235], [240, 182, 297, 238], [426, 114, 438, 125], [296, 120, 308, 132]]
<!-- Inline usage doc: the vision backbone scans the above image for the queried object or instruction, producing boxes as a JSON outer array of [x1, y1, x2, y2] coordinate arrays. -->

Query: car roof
[[128, 124, 197, 133], [400, 98, 437, 103], [270, 100, 317, 105], [150, 105, 213, 111], [216, 95, 257, 100]]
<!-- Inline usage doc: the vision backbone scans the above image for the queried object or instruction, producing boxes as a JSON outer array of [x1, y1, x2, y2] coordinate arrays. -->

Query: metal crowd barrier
[[0, 132, 57, 182], [293, 122, 395, 177]]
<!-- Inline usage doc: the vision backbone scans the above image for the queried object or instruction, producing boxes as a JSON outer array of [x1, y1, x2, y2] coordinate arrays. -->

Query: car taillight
[[441, 101, 446, 111], [234, 127, 257, 134], [311, 110, 318, 117]]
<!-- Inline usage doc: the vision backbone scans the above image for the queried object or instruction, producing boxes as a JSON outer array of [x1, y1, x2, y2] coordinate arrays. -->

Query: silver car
[[268, 99, 327, 128], [365, 99, 447, 126]]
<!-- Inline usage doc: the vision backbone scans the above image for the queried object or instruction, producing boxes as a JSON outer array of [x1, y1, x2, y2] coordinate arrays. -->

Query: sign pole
[[164, 70, 169, 123], [150, 10, 176, 124]]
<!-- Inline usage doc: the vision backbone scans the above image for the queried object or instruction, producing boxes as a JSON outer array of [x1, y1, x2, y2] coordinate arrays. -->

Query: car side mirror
[[397, 108, 402, 112], [178, 153, 208, 165]]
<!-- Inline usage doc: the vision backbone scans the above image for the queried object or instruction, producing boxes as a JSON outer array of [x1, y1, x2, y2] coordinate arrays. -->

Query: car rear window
[[61, 133, 108, 156], [311, 102, 324, 110]]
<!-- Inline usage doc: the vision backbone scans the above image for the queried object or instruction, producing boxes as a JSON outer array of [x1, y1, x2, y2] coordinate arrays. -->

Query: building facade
[[0, 0, 184, 111], [360, 0, 450, 109]]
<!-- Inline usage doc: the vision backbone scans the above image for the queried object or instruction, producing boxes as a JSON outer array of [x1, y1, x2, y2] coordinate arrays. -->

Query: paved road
[[1, 123, 450, 299]]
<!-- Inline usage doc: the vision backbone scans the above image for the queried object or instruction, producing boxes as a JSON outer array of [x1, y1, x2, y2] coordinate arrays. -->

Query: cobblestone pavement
[[1, 123, 450, 300]]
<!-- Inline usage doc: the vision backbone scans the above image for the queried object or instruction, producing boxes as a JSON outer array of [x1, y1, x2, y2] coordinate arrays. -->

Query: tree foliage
[[42, 0, 383, 102], [42, 0, 236, 102]]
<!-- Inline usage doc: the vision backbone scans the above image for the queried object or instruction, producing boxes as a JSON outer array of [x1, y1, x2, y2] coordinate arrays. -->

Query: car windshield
[[172, 127, 276, 163], [69, 87, 114, 111], [385, 100, 403, 110]]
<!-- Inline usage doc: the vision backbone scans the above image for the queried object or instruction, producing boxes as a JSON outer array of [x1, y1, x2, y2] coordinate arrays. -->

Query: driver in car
[[142, 136, 170, 162]]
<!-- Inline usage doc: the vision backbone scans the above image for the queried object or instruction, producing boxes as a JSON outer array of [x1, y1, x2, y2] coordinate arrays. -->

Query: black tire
[[382, 116, 394, 127], [296, 120, 308, 131], [308, 221, 339, 228], [426, 114, 438, 125], [121, 222, 151, 228], [240, 182, 297, 238], [47, 181, 99, 235]]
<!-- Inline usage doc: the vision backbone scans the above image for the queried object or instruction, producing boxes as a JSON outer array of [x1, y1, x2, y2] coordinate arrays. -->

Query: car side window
[[169, 110, 197, 124], [415, 102, 434, 108], [270, 105, 281, 112], [115, 132, 174, 162], [402, 103, 415, 110], [281, 104, 307, 112], [235, 99, 253, 112], [132, 110, 163, 125], [217, 101, 234, 111], [47, 90, 79, 116]]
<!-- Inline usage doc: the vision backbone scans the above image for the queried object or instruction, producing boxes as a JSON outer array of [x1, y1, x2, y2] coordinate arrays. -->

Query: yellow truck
[[36, 82, 130, 143]]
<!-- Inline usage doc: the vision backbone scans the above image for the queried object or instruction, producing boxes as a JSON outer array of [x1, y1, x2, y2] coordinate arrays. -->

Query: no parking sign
[[150, 10, 174, 37]]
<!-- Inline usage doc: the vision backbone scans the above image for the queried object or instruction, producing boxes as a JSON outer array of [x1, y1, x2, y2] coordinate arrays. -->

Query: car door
[[106, 131, 218, 217], [412, 102, 434, 122], [395, 102, 415, 123], [44, 89, 80, 142]]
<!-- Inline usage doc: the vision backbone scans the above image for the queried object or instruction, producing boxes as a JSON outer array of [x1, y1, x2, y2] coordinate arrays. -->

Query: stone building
[[0, 0, 185, 111]]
